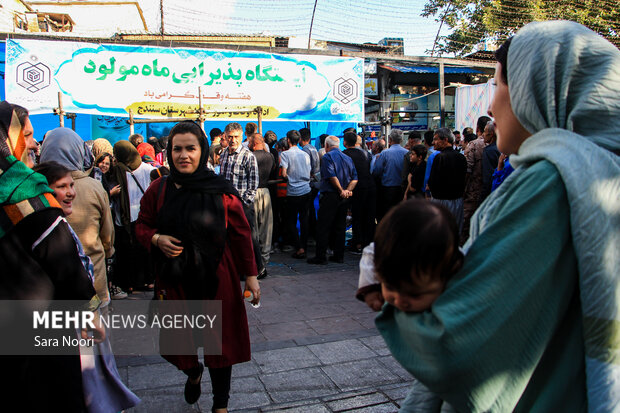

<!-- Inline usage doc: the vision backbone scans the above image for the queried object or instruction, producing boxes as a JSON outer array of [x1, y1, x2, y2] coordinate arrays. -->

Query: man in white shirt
[[279, 130, 311, 259]]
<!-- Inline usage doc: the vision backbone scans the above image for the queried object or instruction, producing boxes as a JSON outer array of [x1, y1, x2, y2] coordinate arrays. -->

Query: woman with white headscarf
[[375, 21, 620, 412], [40, 127, 115, 307]]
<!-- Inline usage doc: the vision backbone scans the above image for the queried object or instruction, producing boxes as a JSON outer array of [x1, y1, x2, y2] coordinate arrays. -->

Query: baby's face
[[381, 278, 444, 313]]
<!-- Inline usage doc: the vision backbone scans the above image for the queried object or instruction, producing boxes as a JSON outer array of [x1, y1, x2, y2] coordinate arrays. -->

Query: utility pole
[[308, 0, 318, 49], [160, 0, 164, 40], [431, 6, 451, 57]]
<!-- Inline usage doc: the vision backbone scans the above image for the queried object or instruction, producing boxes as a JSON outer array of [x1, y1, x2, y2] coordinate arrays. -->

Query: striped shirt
[[220, 145, 259, 205]]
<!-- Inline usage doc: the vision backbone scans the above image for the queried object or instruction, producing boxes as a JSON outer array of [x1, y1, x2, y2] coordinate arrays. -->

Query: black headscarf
[[112, 140, 143, 230], [147, 136, 163, 155], [157, 121, 239, 299], [165, 121, 238, 194]]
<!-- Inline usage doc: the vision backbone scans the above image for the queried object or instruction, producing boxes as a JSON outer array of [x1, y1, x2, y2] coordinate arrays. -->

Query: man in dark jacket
[[481, 122, 500, 204], [428, 128, 467, 233], [343, 131, 376, 253], [249, 133, 275, 266]]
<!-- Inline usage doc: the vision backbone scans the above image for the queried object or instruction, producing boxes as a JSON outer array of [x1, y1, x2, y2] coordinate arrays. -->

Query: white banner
[[6, 39, 364, 122]]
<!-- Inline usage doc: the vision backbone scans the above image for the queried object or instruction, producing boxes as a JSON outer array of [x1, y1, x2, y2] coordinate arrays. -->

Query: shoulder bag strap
[[129, 171, 146, 194]]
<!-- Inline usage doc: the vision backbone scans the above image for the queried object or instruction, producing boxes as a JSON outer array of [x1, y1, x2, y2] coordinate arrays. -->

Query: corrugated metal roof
[[117, 33, 278, 47], [118, 31, 280, 38], [381, 64, 482, 74]]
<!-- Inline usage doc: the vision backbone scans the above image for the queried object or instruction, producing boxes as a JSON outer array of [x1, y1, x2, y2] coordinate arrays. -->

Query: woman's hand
[[110, 185, 121, 197], [81, 311, 106, 344], [244, 275, 260, 305], [364, 291, 385, 312], [156, 234, 184, 258]]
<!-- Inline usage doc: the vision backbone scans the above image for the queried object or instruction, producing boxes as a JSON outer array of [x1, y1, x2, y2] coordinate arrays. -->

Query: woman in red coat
[[136, 121, 260, 412]]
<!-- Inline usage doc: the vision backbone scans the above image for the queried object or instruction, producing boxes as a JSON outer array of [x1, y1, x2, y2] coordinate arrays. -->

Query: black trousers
[[351, 187, 376, 248], [242, 203, 264, 275], [114, 223, 151, 291], [307, 187, 319, 239], [184, 365, 232, 409], [285, 193, 309, 250], [270, 192, 287, 247], [377, 185, 403, 223], [315, 192, 351, 260]]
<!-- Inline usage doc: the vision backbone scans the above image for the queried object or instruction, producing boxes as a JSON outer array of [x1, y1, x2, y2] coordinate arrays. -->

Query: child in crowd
[[150, 165, 170, 182], [357, 199, 463, 412]]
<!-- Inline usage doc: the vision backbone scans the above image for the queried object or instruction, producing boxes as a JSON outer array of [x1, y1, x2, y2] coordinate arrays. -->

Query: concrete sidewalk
[[119, 249, 415, 412]]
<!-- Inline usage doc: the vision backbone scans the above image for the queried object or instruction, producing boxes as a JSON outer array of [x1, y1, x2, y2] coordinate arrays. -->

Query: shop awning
[[379, 64, 482, 74]]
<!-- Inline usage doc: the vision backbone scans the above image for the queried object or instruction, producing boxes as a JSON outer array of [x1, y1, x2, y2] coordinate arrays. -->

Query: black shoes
[[307, 257, 327, 265], [307, 256, 342, 264], [349, 246, 363, 255], [281, 245, 294, 252], [184, 363, 204, 404], [257, 268, 268, 280]]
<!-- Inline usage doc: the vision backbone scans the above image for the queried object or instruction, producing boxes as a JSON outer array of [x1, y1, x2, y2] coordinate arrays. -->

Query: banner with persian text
[[5, 39, 364, 122]]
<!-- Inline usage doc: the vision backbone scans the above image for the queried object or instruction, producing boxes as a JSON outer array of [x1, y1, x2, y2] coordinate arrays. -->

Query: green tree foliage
[[423, 0, 620, 56]]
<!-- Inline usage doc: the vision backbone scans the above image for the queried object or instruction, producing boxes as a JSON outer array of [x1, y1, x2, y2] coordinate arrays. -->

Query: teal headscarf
[[477, 21, 620, 411]]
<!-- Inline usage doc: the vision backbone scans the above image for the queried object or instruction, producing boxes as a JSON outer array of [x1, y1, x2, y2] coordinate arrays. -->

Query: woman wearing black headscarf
[[147, 135, 168, 166], [136, 121, 259, 411]]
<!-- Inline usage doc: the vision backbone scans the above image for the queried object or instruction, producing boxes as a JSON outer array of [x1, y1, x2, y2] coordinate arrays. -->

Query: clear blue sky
[[140, 0, 450, 56]]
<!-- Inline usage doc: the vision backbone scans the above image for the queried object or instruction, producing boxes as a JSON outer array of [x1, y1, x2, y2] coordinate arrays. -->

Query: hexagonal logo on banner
[[333, 77, 358, 104], [16, 61, 51, 93]]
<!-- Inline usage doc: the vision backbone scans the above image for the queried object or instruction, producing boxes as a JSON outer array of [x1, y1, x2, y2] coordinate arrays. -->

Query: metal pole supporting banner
[[256, 107, 263, 134], [439, 61, 446, 128], [198, 86, 205, 132], [54, 92, 65, 128], [129, 109, 135, 136], [378, 68, 391, 138]]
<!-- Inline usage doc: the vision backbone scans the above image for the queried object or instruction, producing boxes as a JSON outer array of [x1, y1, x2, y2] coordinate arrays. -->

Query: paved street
[[117, 248, 415, 412]]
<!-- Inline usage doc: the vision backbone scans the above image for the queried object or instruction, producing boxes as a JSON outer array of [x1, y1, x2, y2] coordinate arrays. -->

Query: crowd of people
[[0, 19, 617, 413], [0, 110, 264, 410], [0, 106, 388, 410]]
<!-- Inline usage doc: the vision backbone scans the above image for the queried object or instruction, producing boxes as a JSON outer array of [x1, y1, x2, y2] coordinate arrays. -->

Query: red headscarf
[[136, 142, 158, 165]]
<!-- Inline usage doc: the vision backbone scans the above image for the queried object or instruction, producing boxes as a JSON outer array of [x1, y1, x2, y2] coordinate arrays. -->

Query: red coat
[[136, 177, 256, 369]]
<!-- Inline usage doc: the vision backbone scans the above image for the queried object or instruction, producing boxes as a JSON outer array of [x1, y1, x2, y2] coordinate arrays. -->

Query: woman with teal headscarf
[[376, 21, 620, 412]]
